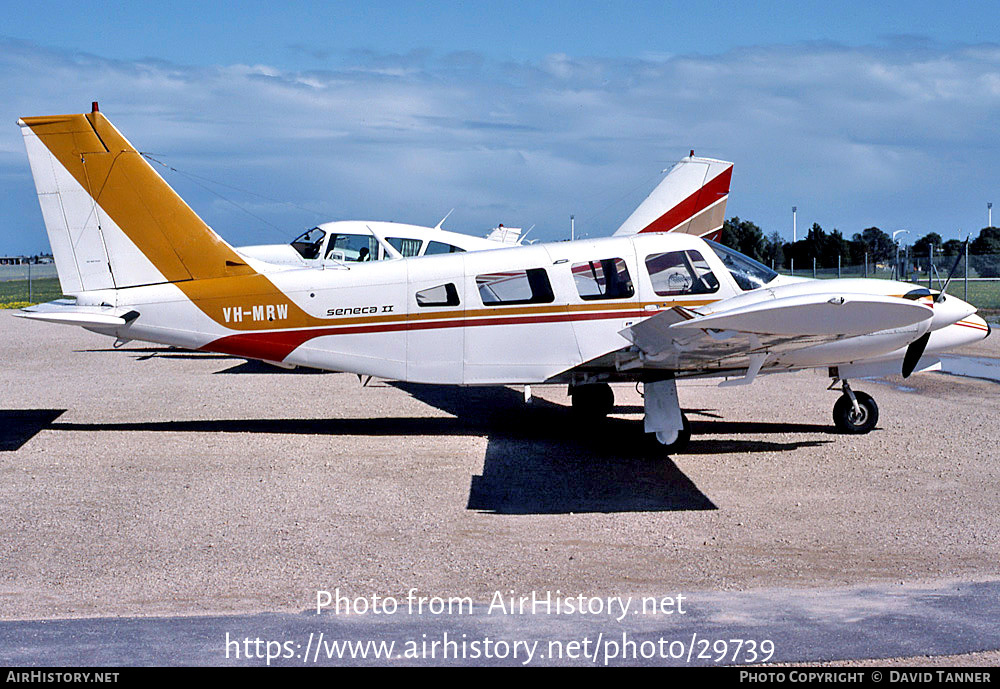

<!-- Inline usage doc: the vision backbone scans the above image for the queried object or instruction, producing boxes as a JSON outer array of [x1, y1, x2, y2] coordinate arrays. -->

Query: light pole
[[989, 202, 993, 228], [792, 206, 797, 243]]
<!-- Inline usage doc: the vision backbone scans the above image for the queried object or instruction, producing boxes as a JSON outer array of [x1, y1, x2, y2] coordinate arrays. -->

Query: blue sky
[[3, 1, 1000, 253]]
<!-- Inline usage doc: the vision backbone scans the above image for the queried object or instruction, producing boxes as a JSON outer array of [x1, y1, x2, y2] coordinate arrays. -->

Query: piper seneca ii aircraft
[[15, 106, 991, 453]]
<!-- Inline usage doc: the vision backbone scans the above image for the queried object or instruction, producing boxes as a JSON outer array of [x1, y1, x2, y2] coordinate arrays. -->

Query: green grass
[[942, 281, 1000, 311], [0, 278, 66, 308]]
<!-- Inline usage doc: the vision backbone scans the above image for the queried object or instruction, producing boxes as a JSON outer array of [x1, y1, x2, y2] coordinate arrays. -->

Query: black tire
[[832, 392, 879, 434], [644, 414, 691, 455], [570, 383, 615, 421]]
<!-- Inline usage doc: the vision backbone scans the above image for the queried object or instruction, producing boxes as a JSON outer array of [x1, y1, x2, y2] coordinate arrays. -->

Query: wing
[[617, 294, 934, 383]]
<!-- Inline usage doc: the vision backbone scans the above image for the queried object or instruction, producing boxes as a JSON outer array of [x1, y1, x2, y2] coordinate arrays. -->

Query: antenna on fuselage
[[434, 209, 454, 230]]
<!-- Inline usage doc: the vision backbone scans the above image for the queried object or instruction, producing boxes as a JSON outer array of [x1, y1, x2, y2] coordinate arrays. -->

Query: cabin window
[[425, 241, 466, 255], [416, 283, 461, 307], [476, 268, 554, 305], [571, 258, 634, 300], [326, 233, 379, 262], [290, 227, 325, 260], [703, 239, 778, 291], [387, 237, 423, 257], [644, 250, 720, 296]]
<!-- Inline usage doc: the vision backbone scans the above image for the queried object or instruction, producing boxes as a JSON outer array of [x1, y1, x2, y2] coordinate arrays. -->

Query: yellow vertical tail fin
[[19, 105, 253, 294]]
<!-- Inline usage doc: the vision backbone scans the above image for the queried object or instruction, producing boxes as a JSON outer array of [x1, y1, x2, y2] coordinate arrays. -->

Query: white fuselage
[[72, 232, 988, 386]]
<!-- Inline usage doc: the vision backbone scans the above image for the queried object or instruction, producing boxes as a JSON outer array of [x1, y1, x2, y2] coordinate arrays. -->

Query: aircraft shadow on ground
[[0, 409, 66, 451], [214, 360, 333, 374], [393, 384, 832, 515], [4, 386, 832, 514]]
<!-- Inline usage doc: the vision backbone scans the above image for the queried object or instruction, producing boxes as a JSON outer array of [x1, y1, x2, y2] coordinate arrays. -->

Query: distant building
[[0, 254, 53, 265]]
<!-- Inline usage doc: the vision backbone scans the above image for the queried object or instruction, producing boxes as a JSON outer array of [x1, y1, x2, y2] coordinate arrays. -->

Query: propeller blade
[[902, 332, 931, 378], [935, 238, 969, 303]]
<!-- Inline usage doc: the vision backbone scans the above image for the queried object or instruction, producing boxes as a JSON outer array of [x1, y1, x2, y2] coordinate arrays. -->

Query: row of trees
[[719, 219, 1000, 277]]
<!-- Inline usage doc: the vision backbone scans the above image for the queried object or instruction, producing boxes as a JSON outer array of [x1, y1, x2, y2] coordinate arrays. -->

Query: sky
[[2, 0, 1000, 254]]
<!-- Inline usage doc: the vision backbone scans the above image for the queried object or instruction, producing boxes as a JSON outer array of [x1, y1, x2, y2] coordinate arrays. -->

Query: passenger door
[[405, 255, 466, 384]]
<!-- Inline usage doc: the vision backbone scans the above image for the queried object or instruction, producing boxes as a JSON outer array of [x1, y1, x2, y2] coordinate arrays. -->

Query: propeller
[[935, 237, 969, 303], [904, 239, 969, 377], [901, 332, 930, 378]]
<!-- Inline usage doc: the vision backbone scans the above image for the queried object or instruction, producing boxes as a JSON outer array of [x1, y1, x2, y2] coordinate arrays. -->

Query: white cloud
[[3, 38, 1000, 254]]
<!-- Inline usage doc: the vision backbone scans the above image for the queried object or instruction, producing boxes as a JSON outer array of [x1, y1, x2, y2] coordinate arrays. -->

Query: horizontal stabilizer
[[15, 300, 137, 329], [669, 294, 933, 337]]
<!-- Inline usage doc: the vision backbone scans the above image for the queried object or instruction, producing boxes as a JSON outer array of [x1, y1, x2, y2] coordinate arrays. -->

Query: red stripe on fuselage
[[638, 166, 732, 234], [201, 308, 651, 362]]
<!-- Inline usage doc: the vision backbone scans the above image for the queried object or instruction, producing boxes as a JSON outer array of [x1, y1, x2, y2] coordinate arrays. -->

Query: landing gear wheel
[[570, 383, 614, 421], [833, 391, 878, 434], [644, 413, 691, 455]]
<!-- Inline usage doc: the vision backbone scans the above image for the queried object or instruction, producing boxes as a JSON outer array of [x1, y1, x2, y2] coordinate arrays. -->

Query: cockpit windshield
[[291, 228, 326, 260], [704, 239, 778, 291]]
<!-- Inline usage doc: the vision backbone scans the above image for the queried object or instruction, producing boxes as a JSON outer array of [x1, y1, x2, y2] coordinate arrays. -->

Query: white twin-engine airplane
[[233, 140, 732, 265], [236, 220, 519, 268], [15, 106, 990, 453]]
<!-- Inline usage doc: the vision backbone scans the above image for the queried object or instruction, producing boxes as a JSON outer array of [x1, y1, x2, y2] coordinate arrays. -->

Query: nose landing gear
[[831, 379, 879, 434]]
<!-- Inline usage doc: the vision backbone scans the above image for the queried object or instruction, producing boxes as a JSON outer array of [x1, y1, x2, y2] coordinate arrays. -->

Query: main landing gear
[[569, 379, 691, 454], [644, 412, 691, 455], [642, 378, 691, 455], [831, 379, 879, 434], [569, 382, 615, 422]]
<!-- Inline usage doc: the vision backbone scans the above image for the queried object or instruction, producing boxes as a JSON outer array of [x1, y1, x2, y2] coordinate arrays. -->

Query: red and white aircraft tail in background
[[234, 153, 733, 266], [614, 153, 733, 240], [14, 106, 988, 453]]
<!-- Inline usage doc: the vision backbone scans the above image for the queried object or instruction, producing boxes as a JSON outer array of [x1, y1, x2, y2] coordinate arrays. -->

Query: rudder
[[614, 154, 733, 238], [19, 106, 253, 294]]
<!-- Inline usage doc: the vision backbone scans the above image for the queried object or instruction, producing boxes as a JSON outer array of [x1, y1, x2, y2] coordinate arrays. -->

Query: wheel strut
[[841, 379, 861, 417]]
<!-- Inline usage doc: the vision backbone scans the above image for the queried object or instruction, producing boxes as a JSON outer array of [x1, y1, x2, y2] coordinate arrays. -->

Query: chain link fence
[[0, 263, 60, 307], [776, 252, 1000, 318]]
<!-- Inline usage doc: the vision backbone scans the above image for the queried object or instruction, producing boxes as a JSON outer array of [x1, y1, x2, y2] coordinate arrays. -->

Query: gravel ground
[[1, 314, 998, 629]]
